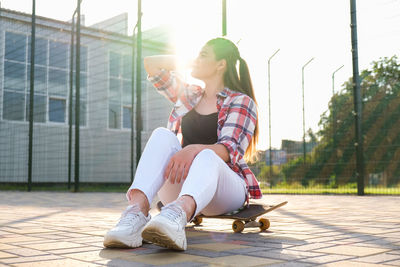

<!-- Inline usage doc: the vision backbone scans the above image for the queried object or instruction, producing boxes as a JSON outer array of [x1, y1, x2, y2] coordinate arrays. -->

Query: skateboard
[[156, 201, 288, 233]]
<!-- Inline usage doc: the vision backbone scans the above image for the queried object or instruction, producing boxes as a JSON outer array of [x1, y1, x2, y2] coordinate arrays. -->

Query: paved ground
[[0, 192, 399, 267]]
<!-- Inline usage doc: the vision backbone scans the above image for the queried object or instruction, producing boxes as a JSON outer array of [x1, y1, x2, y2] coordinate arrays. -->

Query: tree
[[282, 56, 400, 187]]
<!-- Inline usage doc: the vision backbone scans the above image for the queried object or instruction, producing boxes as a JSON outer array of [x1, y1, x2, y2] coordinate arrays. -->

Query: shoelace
[[160, 203, 184, 222], [117, 205, 141, 227]]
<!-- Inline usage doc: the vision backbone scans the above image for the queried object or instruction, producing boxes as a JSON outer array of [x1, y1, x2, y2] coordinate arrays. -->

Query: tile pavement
[[0, 192, 399, 266]]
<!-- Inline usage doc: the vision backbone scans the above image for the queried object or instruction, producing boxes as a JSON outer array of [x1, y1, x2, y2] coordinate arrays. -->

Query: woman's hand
[[164, 144, 200, 184]]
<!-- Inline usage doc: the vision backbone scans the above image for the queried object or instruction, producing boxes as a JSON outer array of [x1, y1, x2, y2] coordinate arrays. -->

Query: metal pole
[[332, 65, 344, 175], [136, 0, 142, 167], [131, 22, 138, 182], [222, 0, 227, 36], [350, 0, 365, 195], [68, 13, 75, 190], [302, 57, 314, 165], [75, 0, 81, 192], [131, 30, 135, 183], [267, 49, 280, 180], [332, 65, 344, 97], [28, 0, 36, 192]]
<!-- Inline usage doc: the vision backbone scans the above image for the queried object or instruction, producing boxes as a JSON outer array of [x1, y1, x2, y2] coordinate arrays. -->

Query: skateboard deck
[[157, 201, 288, 233]]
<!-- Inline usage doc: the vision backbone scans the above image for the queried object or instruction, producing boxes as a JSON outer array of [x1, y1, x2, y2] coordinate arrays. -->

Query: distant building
[[265, 149, 287, 166], [281, 139, 318, 161], [0, 8, 175, 183]]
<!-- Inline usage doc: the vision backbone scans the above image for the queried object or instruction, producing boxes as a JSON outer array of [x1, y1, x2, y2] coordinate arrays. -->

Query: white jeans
[[126, 127, 247, 218]]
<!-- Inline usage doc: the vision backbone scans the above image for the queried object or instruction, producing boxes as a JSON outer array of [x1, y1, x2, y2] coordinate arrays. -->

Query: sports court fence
[[0, 1, 399, 195]]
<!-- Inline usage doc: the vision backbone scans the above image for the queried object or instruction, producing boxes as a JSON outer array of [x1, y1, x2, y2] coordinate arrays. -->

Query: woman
[[103, 37, 262, 251]]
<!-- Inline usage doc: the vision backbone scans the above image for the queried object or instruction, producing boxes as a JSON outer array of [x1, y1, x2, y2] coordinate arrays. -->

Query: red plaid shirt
[[148, 69, 262, 201]]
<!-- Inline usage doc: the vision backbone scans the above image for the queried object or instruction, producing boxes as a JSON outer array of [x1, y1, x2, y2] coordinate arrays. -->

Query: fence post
[[135, 0, 142, 167], [222, 0, 227, 36], [68, 13, 75, 190], [28, 0, 36, 192], [131, 25, 137, 183], [350, 0, 365, 195], [74, 0, 81, 192]]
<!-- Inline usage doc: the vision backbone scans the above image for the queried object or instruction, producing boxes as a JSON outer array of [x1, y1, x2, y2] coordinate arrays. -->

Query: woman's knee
[[193, 149, 220, 167], [152, 127, 173, 138], [150, 127, 180, 145]]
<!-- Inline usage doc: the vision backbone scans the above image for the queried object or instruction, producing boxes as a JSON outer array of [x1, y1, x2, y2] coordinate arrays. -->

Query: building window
[[123, 106, 132, 129], [49, 40, 68, 69], [48, 69, 68, 96], [49, 98, 66, 123], [25, 93, 46, 123], [108, 51, 132, 129], [2, 31, 88, 126], [4, 61, 26, 91], [28, 36, 47, 66], [48, 40, 68, 125], [3, 91, 25, 121], [5, 31, 26, 62]]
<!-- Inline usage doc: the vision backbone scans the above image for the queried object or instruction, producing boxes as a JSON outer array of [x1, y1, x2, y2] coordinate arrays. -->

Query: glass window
[[109, 52, 121, 77], [71, 98, 87, 126], [3, 91, 25, 121], [80, 45, 88, 72], [5, 32, 26, 62], [28, 37, 48, 66], [80, 73, 87, 99], [123, 106, 132, 129], [122, 55, 132, 79], [109, 101, 121, 129], [49, 69, 67, 96], [4, 61, 26, 91], [109, 78, 121, 101], [122, 80, 132, 105], [27, 65, 47, 94], [72, 72, 87, 98], [49, 41, 68, 68], [49, 98, 66, 123], [25, 93, 46, 123]]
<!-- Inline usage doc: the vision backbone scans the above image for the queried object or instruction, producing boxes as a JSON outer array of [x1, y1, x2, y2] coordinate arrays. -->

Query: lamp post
[[302, 57, 314, 164], [332, 65, 344, 96], [267, 49, 280, 179], [332, 65, 344, 177]]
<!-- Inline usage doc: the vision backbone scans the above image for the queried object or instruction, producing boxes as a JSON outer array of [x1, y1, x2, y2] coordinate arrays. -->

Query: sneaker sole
[[141, 225, 186, 251], [103, 239, 132, 248], [103, 235, 142, 248]]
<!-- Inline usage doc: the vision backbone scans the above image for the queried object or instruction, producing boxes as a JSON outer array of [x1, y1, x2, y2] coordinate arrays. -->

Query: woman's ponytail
[[206, 38, 260, 163]]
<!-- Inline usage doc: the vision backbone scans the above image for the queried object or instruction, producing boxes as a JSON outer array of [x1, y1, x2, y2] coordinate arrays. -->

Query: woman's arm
[[143, 55, 178, 77], [192, 144, 230, 163]]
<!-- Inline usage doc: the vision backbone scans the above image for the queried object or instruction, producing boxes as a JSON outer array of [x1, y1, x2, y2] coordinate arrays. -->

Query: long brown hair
[[206, 37, 259, 163]]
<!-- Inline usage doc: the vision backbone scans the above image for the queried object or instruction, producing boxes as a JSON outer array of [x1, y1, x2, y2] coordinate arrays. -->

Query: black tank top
[[181, 108, 218, 148]]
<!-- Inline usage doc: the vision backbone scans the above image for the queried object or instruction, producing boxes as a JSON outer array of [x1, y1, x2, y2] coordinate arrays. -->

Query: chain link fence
[[0, 1, 399, 195]]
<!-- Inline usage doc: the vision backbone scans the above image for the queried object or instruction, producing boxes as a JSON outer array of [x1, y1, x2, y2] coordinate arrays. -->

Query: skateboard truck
[[192, 201, 287, 233]]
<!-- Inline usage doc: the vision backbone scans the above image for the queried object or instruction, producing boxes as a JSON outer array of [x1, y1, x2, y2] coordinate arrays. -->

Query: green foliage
[[279, 56, 400, 187]]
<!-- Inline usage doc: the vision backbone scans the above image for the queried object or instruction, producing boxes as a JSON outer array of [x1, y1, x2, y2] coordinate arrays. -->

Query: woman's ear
[[217, 59, 227, 72]]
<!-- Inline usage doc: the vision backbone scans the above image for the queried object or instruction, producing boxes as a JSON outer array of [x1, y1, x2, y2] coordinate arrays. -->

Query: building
[[0, 8, 174, 184]]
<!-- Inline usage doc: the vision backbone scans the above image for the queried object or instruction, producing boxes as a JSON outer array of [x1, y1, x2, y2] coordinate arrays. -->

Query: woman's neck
[[203, 77, 225, 99]]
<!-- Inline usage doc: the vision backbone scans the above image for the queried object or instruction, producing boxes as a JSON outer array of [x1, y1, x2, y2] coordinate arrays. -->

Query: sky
[[2, 0, 400, 150]]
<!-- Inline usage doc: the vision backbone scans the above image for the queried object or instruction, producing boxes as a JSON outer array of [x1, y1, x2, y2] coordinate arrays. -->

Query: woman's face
[[191, 45, 224, 80]]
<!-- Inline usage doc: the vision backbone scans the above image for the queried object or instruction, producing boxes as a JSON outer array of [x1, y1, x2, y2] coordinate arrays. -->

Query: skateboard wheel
[[232, 220, 244, 233], [259, 218, 270, 231], [192, 216, 202, 226]]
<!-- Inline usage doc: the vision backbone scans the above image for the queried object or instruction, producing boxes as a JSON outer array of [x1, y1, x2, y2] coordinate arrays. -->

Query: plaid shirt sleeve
[[147, 69, 202, 105], [217, 94, 257, 166]]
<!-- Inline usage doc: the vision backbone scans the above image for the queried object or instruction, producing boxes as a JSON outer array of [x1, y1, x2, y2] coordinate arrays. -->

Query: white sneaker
[[141, 202, 187, 251], [103, 204, 151, 248]]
